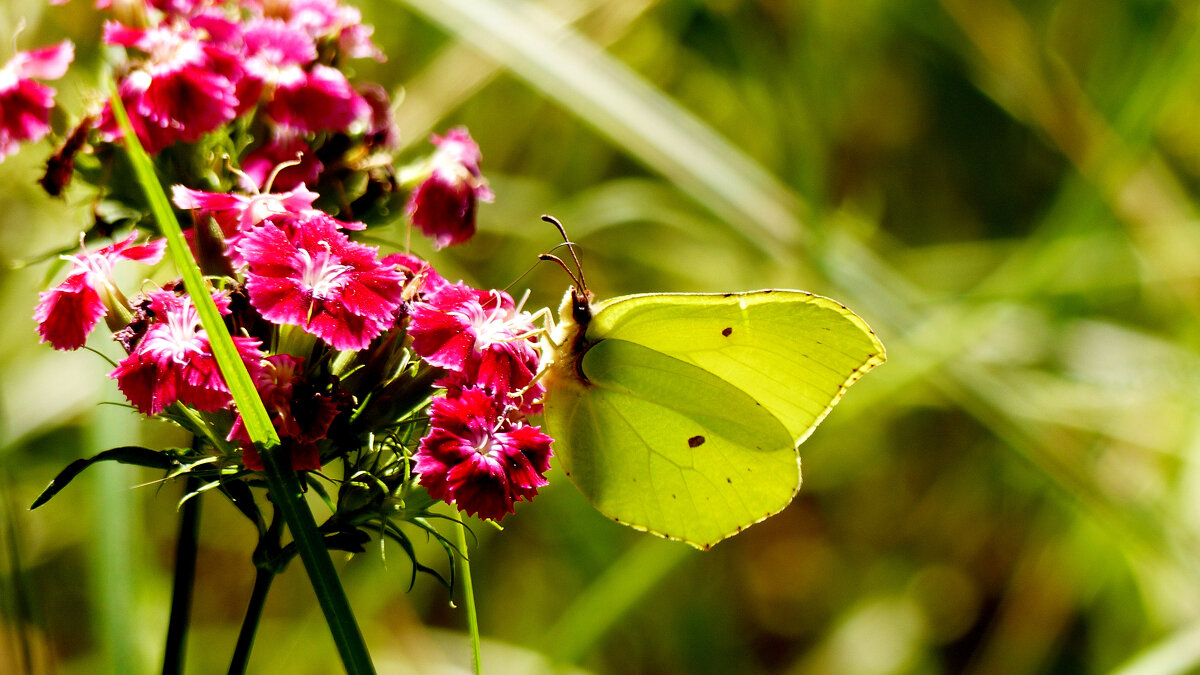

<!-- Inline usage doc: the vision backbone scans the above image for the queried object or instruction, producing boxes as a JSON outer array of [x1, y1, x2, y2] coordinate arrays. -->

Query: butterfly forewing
[[588, 291, 885, 444]]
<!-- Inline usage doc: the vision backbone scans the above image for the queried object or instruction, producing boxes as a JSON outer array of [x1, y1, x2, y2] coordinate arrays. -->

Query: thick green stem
[[454, 521, 482, 675], [162, 474, 202, 675], [259, 448, 376, 674], [228, 567, 275, 675]]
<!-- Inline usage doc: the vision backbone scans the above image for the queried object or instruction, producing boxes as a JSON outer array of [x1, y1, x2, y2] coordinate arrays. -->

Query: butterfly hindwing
[[551, 338, 798, 548]]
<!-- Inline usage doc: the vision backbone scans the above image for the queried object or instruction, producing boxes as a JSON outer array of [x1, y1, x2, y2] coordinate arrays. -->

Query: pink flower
[[172, 182, 326, 235], [34, 233, 166, 351], [268, 0, 385, 60], [409, 284, 541, 399], [415, 387, 552, 521], [381, 252, 449, 300], [0, 41, 74, 160], [238, 215, 404, 350], [239, 131, 323, 192], [228, 354, 340, 471], [265, 64, 370, 134], [235, 18, 316, 111], [172, 183, 360, 267], [110, 289, 265, 415], [405, 128, 493, 249], [100, 22, 240, 153]]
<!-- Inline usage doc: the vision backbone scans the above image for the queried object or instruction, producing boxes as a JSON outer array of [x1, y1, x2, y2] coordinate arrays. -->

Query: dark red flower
[[415, 387, 552, 521], [229, 354, 340, 471], [0, 41, 73, 160], [405, 128, 493, 249]]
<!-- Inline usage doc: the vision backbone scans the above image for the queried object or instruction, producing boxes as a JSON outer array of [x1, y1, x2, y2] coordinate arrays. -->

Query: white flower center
[[296, 241, 351, 299]]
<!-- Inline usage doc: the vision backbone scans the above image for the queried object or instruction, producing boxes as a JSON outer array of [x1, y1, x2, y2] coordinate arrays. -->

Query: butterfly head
[[569, 285, 594, 328], [552, 284, 594, 343]]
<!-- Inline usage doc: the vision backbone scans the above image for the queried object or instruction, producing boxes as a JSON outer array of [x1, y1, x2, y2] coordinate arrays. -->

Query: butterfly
[[537, 217, 886, 549]]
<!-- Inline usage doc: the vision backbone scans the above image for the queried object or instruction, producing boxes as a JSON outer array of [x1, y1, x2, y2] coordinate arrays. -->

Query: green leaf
[[107, 85, 376, 674], [30, 446, 178, 509]]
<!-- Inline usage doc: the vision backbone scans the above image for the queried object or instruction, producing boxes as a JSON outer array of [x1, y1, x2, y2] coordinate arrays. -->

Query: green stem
[[454, 521, 482, 675], [259, 448, 376, 674], [162, 473, 202, 675], [228, 567, 275, 675]]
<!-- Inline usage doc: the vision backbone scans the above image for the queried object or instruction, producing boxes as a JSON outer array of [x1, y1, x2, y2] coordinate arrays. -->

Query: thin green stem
[[228, 567, 275, 675], [259, 448, 375, 674], [454, 521, 482, 675], [162, 473, 202, 675]]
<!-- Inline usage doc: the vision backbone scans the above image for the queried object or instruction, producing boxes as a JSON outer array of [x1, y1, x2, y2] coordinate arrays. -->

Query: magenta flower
[[381, 252, 449, 300], [239, 131, 323, 192], [265, 64, 370, 134], [405, 128, 494, 249], [269, 0, 385, 60], [100, 21, 240, 153], [172, 183, 362, 268], [110, 289, 265, 415], [409, 284, 541, 398], [235, 18, 316, 111], [228, 354, 340, 471], [0, 41, 74, 160], [415, 387, 552, 521], [34, 233, 166, 351], [238, 215, 405, 350], [172, 182, 326, 235]]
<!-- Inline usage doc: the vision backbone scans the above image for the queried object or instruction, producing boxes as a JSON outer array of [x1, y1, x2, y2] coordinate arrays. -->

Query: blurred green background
[[4, 0, 1200, 672]]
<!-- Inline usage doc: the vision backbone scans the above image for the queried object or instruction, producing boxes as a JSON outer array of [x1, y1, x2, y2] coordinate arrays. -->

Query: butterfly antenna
[[502, 257, 548, 295], [542, 215, 588, 292], [537, 253, 583, 290]]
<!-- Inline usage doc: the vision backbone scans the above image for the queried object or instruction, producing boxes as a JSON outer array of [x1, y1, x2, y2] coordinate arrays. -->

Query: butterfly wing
[[543, 290, 885, 549], [546, 338, 799, 548], [587, 290, 885, 444]]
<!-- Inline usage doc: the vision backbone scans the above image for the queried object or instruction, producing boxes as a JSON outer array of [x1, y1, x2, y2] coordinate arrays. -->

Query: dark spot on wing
[[688, 435, 705, 448], [726, 477, 732, 484], [722, 292, 733, 297], [672, 494, 677, 499], [721, 327, 733, 337]]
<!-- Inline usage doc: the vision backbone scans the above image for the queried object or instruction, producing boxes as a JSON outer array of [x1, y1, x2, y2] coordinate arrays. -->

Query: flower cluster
[[409, 275, 551, 520], [24, 0, 551, 537]]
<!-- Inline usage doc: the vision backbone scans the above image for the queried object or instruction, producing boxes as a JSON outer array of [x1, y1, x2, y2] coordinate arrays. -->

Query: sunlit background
[[3, 0, 1200, 673]]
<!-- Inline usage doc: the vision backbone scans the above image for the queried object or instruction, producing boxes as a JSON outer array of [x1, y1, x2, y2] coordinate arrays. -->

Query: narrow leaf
[[108, 85, 376, 674], [31, 446, 177, 509]]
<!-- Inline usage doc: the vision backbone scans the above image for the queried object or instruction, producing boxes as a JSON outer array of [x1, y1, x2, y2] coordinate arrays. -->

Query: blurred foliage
[[4, 0, 1200, 673]]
